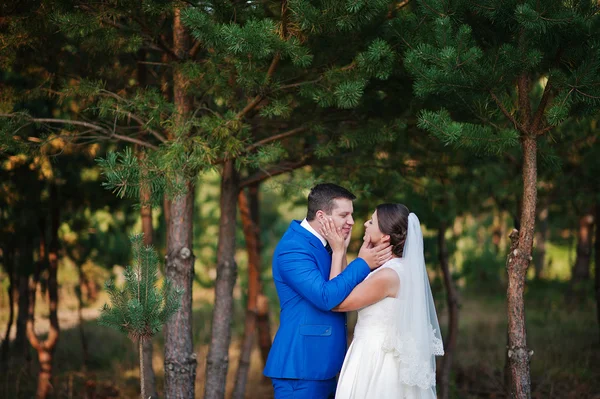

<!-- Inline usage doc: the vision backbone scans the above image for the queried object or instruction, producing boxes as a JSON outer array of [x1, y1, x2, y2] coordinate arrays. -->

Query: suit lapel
[[290, 221, 332, 278]]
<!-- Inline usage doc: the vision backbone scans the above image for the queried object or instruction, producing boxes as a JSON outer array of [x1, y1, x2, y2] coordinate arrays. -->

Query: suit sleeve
[[277, 246, 370, 311]]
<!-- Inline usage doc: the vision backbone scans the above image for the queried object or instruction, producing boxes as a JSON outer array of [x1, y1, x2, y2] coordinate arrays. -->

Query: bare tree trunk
[[232, 187, 262, 399], [595, 201, 600, 343], [140, 200, 158, 399], [437, 222, 459, 399], [28, 184, 60, 399], [76, 260, 89, 371], [505, 133, 536, 399], [249, 185, 272, 373], [139, 338, 147, 399], [163, 184, 196, 398], [163, 8, 197, 399], [571, 212, 594, 284], [534, 203, 548, 280], [205, 159, 239, 399], [1, 247, 15, 364], [16, 271, 29, 353], [137, 137, 158, 399]]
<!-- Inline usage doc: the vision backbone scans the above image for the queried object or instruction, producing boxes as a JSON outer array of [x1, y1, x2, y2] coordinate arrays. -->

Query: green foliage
[[397, 0, 600, 154], [417, 109, 519, 155], [98, 234, 183, 341]]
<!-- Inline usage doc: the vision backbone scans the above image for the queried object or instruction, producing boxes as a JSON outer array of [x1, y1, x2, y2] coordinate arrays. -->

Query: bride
[[319, 203, 444, 399]]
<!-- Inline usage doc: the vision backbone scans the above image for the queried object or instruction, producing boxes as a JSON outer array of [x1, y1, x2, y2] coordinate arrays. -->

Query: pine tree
[[3, 1, 406, 397], [99, 233, 183, 399], [392, 1, 600, 397]]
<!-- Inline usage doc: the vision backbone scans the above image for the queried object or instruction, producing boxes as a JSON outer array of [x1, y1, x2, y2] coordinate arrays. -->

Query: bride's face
[[363, 210, 389, 245]]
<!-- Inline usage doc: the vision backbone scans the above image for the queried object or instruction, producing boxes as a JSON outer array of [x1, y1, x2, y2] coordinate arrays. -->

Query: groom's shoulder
[[276, 223, 313, 251]]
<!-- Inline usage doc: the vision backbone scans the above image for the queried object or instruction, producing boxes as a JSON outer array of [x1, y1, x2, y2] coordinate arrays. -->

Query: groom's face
[[323, 198, 354, 238]]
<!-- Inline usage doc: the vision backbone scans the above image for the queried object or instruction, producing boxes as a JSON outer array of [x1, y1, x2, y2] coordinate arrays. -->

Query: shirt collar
[[300, 218, 327, 246]]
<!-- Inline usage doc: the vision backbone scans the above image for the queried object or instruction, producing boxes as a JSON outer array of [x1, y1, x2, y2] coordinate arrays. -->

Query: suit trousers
[[271, 377, 337, 399]]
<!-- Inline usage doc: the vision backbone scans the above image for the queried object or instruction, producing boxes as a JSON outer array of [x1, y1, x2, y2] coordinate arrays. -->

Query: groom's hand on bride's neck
[[358, 236, 393, 270]]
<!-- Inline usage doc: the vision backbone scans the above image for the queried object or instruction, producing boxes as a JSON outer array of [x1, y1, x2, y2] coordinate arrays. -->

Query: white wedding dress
[[335, 258, 440, 399]]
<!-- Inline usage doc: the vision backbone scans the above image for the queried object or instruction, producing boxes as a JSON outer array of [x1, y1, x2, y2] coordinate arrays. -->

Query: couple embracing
[[264, 183, 444, 399]]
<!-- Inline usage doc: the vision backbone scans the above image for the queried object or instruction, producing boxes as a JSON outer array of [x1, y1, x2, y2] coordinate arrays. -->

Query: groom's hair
[[306, 183, 356, 221]]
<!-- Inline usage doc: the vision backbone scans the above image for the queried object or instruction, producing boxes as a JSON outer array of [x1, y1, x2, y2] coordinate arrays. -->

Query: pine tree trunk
[[249, 185, 272, 373], [505, 135, 536, 399], [28, 184, 60, 399], [163, 8, 197, 398], [256, 294, 271, 373], [571, 212, 594, 284], [163, 183, 196, 399], [595, 201, 600, 343], [232, 187, 262, 399], [438, 222, 458, 399], [76, 260, 89, 371], [139, 338, 146, 399], [138, 145, 158, 399], [1, 247, 15, 364], [534, 203, 548, 280], [205, 159, 239, 399], [16, 272, 29, 352]]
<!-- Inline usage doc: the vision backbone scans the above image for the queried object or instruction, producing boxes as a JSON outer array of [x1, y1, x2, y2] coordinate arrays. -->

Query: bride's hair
[[376, 203, 410, 257]]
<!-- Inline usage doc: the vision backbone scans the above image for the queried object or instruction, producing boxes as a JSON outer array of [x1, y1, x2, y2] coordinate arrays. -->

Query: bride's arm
[[319, 218, 347, 280], [332, 268, 399, 312]]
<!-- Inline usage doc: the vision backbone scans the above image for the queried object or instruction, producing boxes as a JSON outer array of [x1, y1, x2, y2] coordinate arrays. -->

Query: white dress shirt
[[300, 218, 327, 247]]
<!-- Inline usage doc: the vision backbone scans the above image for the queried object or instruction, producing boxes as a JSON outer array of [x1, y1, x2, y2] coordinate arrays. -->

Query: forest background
[[0, 1, 599, 398]]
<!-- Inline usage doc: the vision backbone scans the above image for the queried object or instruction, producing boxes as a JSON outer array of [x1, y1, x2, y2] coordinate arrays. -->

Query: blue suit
[[264, 220, 370, 398]]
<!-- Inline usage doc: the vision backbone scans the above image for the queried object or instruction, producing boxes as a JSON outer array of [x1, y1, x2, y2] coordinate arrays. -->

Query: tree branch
[[114, 109, 168, 144], [273, 78, 322, 93], [530, 80, 553, 133], [0, 114, 159, 149], [132, 16, 180, 61], [489, 90, 524, 132], [235, 55, 281, 121], [189, 40, 202, 58], [239, 156, 311, 188], [244, 127, 306, 153], [235, 0, 288, 121]]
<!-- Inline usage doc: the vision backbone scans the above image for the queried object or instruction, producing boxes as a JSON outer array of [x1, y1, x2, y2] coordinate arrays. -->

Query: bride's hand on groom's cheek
[[319, 217, 344, 252], [359, 237, 393, 270]]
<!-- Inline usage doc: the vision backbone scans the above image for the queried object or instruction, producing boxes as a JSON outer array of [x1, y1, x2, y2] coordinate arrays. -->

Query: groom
[[264, 183, 393, 398]]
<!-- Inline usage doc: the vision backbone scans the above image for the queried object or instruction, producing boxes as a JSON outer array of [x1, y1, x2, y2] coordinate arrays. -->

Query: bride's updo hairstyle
[[376, 203, 410, 257]]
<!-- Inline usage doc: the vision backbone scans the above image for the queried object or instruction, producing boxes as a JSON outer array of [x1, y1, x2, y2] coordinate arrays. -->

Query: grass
[[0, 229, 597, 399], [0, 278, 598, 399]]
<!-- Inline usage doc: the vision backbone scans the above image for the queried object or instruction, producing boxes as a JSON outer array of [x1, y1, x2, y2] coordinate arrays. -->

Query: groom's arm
[[278, 246, 370, 311]]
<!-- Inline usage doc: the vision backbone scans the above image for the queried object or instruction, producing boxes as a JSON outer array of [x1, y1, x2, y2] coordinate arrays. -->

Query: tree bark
[[163, 184, 196, 399], [232, 187, 262, 399], [249, 185, 272, 372], [163, 7, 197, 399], [27, 183, 60, 399], [16, 271, 29, 353], [138, 145, 158, 399], [534, 203, 548, 280], [571, 212, 594, 284], [505, 135, 536, 399], [76, 259, 89, 371], [595, 201, 600, 343], [205, 159, 239, 399], [139, 338, 146, 399], [438, 222, 459, 399], [1, 247, 15, 364]]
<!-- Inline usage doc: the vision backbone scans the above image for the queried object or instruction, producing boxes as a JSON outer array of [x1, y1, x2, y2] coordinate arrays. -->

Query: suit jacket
[[263, 220, 370, 380]]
